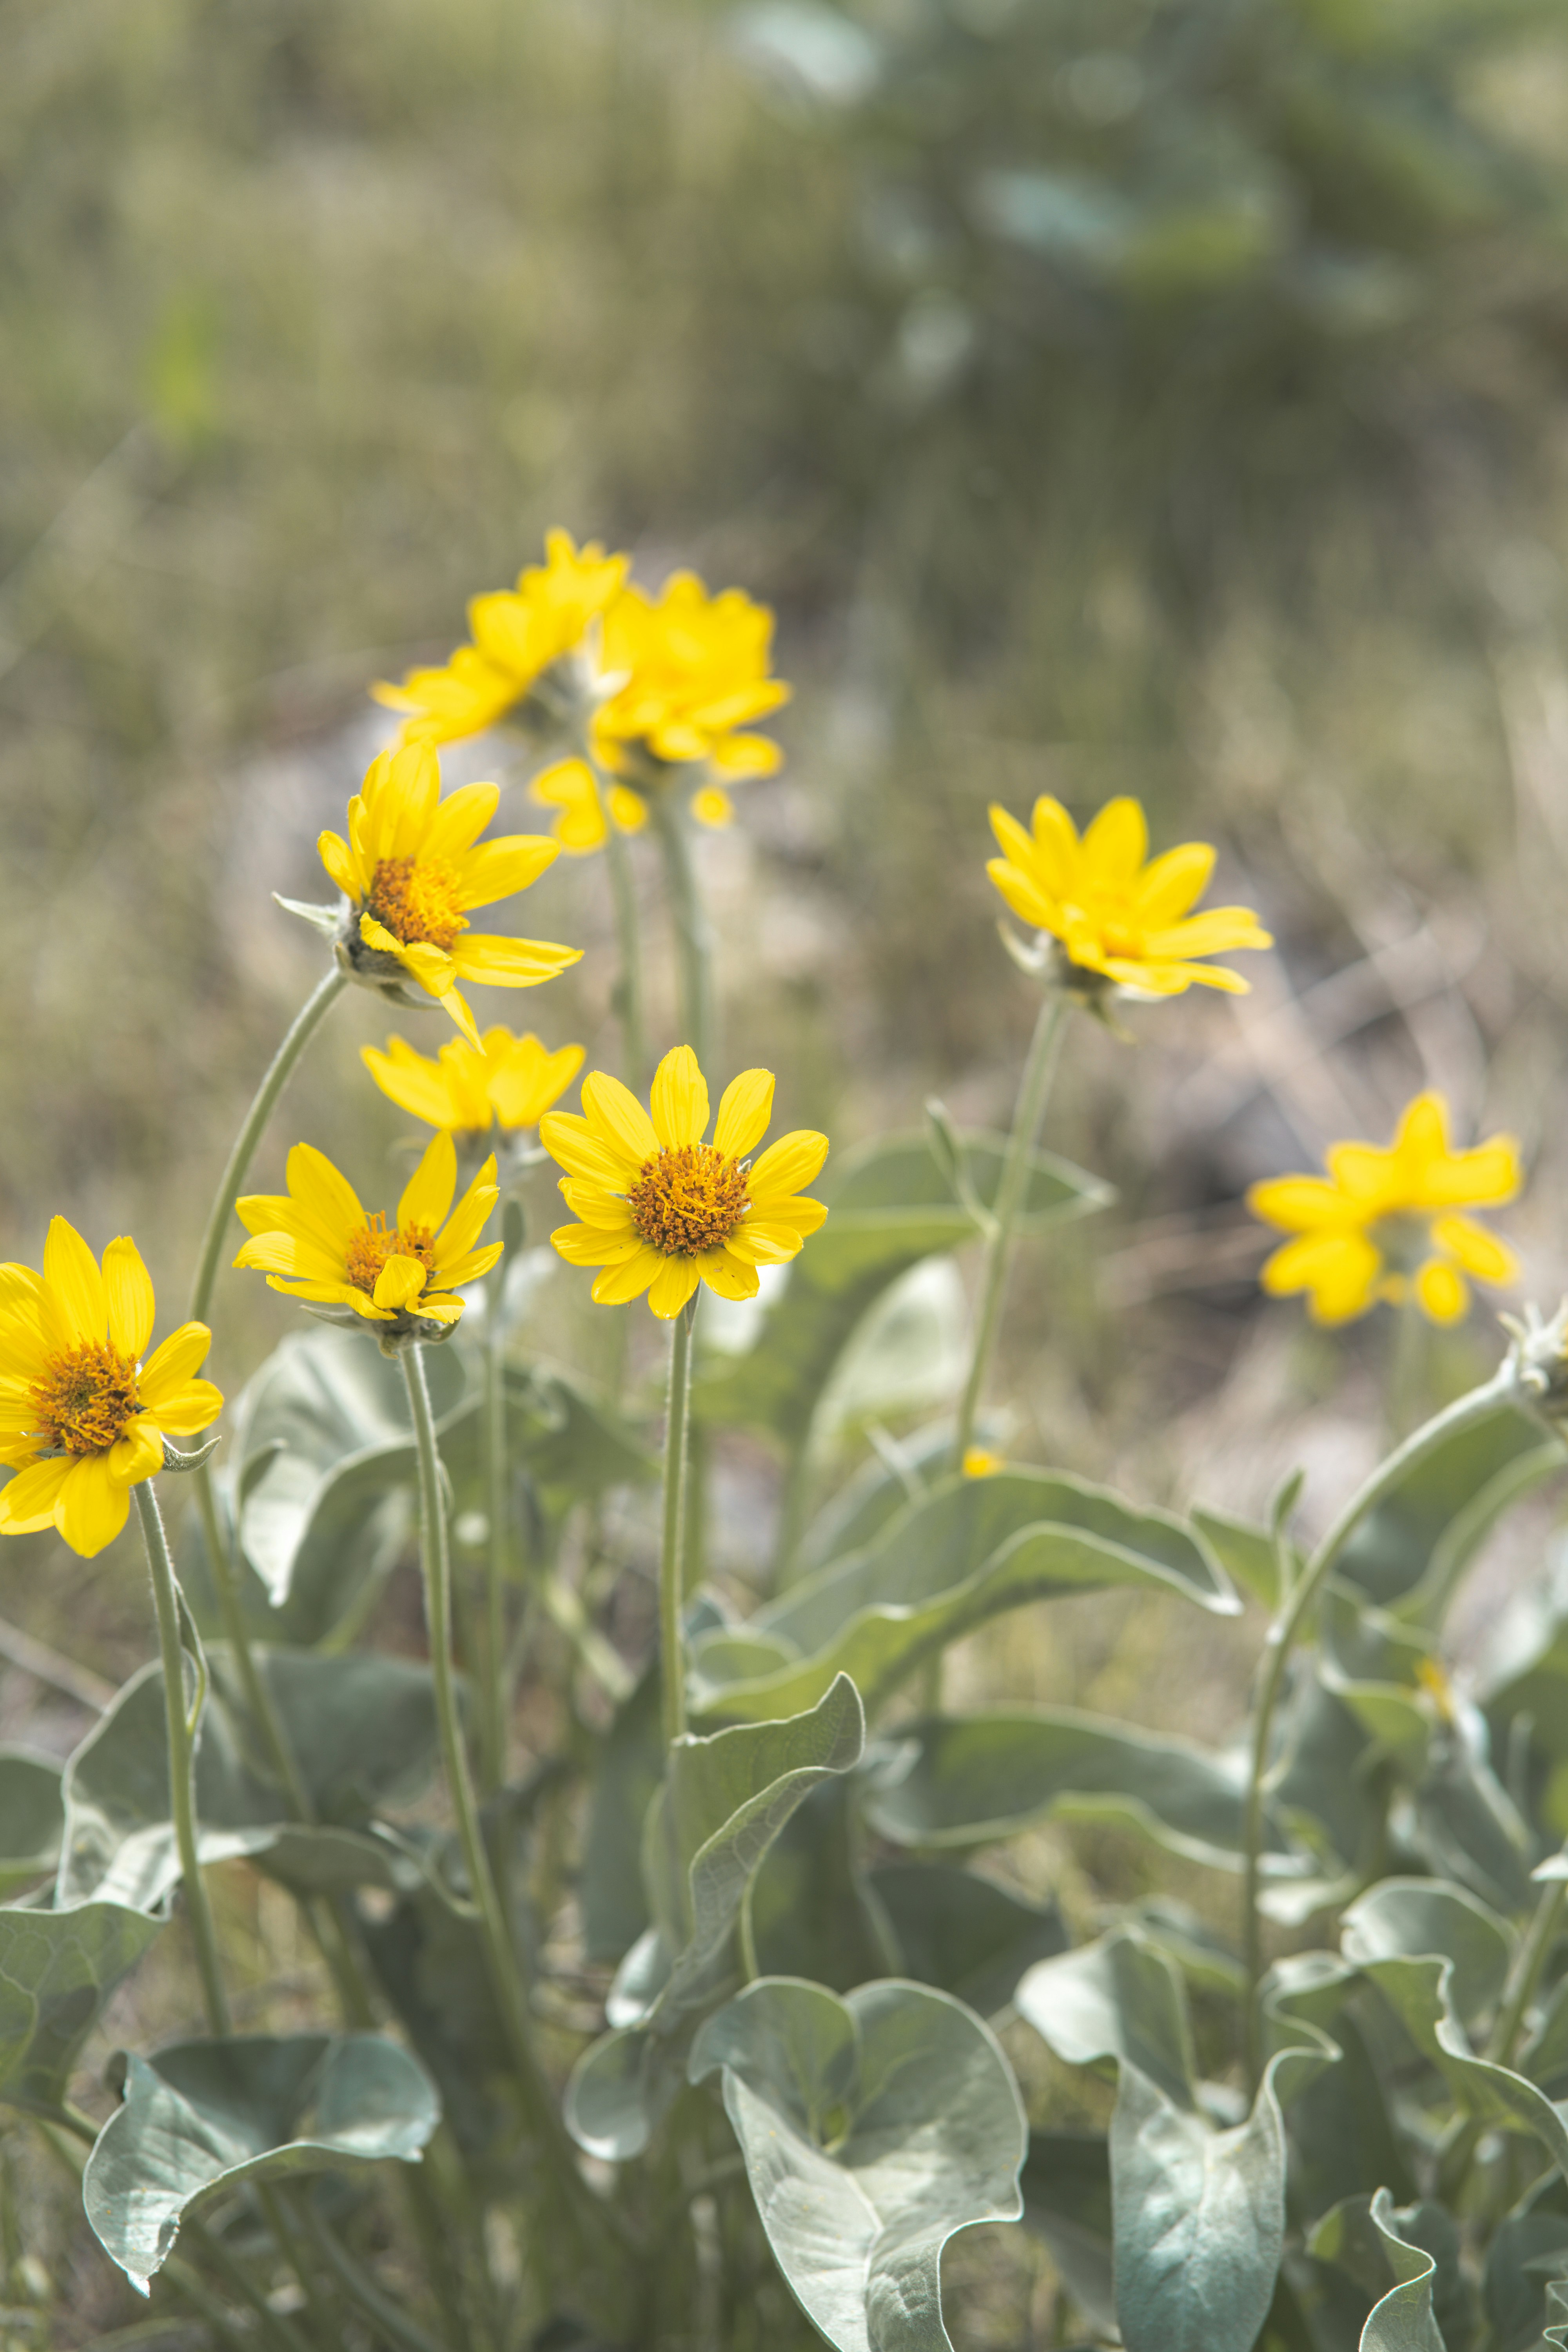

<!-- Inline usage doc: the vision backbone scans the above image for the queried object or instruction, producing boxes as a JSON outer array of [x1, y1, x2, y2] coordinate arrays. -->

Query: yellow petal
[[414, 1292, 466, 1325], [1142, 909, 1272, 960], [435, 1157, 499, 1267], [552, 1223, 646, 1268], [540, 1110, 636, 1189], [373, 1255, 429, 1313], [423, 779, 501, 863], [1260, 1231, 1382, 1324], [490, 1038, 584, 1130], [744, 1194, 828, 1239], [361, 1042, 462, 1130], [691, 785, 733, 827], [440, 1243, 505, 1288], [318, 829, 359, 900], [1080, 797, 1148, 889], [713, 1069, 774, 1161], [582, 1071, 659, 1167], [725, 1222, 804, 1267], [42, 1217, 106, 1351], [399, 1131, 459, 1237], [648, 1258, 701, 1319], [0, 1456, 72, 1534], [650, 1047, 710, 1151], [1429, 1214, 1518, 1286], [454, 835, 560, 910], [437, 984, 483, 1051], [557, 1180, 635, 1230], [608, 785, 648, 833], [1133, 842, 1216, 926], [139, 1323, 212, 1403], [146, 1379, 224, 1437], [1246, 1177, 1357, 1235], [1414, 1258, 1468, 1325], [1417, 1137, 1521, 1211], [1028, 797, 1081, 897], [988, 804, 1038, 876], [450, 934, 583, 988], [286, 1143, 365, 1245], [698, 1249, 760, 1303], [746, 1129, 829, 1200], [58, 1454, 132, 1558], [591, 1249, 661, 1305], [102, 1236, 156, 1360], [1392, 1092, 1450, 1180], [985, 858, 1054, 933], [109, 1416, 167, 1486]]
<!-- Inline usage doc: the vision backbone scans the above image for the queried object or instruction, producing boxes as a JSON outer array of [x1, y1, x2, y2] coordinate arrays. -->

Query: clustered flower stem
[[1240, 1357, 1523, 2093], [653, 795, 716, 1073], [134, 1478, 231, 2036], [659, 1302, 697, 1749], [952, 989, 1070, 1471], [579, 746, 647, 1093], [399, 1343, 613, 2276]]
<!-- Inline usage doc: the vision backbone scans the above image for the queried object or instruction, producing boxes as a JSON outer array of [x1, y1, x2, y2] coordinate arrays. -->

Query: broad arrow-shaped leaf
[[689, 1976, 1026, 2352], [1307, 2192, 1447, 2352], [83, 2033, 439, 2292], [0, 1751, 64, 1896], [0, 1900, 164, 2119]]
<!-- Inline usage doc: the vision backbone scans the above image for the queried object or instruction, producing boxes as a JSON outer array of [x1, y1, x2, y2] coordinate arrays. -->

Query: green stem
[[1488, 1844, 1568, 2066], [580, 752, 646, 1091], [399, 1344, 613, 2268], [478, 1249, 511, 1797], [135, 1480, 230, 2036], [1240, 1361, 1519, 2091], [659, 1304, 697, 1749], [297, 2200, 448, 2352], [189, 962, 347, 1326], [952, 992, 1070, 1470], [653, 796, 715, 1070]]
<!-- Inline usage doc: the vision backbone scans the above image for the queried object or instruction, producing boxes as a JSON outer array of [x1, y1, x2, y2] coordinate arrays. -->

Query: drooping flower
[[986, 796, 1272, 998], [318, 741, 579, 1047], [530, 572, 789, 854], [234, 1131, 502, 1348], [372, 531, 630, 746], [0, 1224, 222, 1558], [539, 1045, 828, 1319], [1248, 1091, 1521, 1325], [362, 1027, 584, 1142]]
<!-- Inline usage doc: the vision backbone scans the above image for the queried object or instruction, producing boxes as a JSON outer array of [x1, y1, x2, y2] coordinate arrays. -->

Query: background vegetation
[[5, 0, 1568, 2338]]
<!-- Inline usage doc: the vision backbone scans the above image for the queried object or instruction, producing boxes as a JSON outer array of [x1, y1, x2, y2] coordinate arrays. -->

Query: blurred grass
[[7, 0, 1568, 2337]]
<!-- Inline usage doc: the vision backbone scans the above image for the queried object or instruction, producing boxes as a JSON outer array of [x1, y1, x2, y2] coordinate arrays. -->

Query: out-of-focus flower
[[962, 1445, 1004, 1477], [986, 796, 1271, 998], [373, 531, 629, 745], [235, 1132, 501, 1348], [319, 742, 579, 1047], [1248, 1091, 1521, 1325], [0, 1224, 221, 1557], [362, 1027, 584, 1143], [539, 1045, 827, 1319]]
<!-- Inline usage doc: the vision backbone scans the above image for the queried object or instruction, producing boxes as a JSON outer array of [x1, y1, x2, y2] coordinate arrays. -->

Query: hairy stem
[[952, 991, 1069, 1470], [653, 795, 715, 1072], [578, 753, 646, 1091], [136, 1480, 230, 2036], [1241, 1361, 1519, 2090], [660, 1303, 697, 1748]]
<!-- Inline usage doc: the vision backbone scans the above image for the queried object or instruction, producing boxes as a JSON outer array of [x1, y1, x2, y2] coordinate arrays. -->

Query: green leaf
[[749, 1780, 895, 1994], [58, 1647, 444, 1908], [566, 1677, 867, 2160], [83, 2033, 439, 2292], [1015, 1929, 1197, 2111], [1307, 2192, 1446, 2352], [860, 1706, 1299, 1878], [793, 1422, 956, 1583], [869, 1862, 1067, 2016], [1020, 2134, 1116, 2336], [579, 1662, 663, 1965], [0, 1751, 64, 1896], [1336, 1878, 1512, 2036], [688, 1976, 1027, 2352], [1484, 2174, 1568, 2352], [0, 1900, 164, 2118], [437, 1357, 657, 1531], [1191, 1505, 1294, 1611], [693, 1130, 1110, 1451], [1334, 1403, 1560, 1615], [692, 1470, 1238, 1726]]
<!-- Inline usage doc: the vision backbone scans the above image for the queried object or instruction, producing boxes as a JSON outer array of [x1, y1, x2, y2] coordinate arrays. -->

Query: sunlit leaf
[[0, 1901, 164, 2119]]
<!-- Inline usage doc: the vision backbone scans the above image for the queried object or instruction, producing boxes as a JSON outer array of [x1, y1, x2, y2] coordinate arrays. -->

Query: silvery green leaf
[[0, 1900, 164, 2118], [1307, 2193, 1446, 2352], [689, 1976, 1025, 2352], [83, 2034, 439, 2292], [272, 893, 345, 937], [0, 1751, 64, 1897]]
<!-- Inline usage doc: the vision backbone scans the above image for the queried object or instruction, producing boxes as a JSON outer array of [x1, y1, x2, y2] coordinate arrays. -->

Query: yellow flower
[[372, 531, 630, 746], [530, 572, 789, 854], [362, 1027, 585, 1140], [234, 1131, 502, 1347], [539, 1045, 828, 1319], [986, 796, 1272, 997], [318, 741, 580, 1047], [1248, 1091, 1521, 1326], [0, 1223, 222, 1558], [962, 1446, 1004, 1478]]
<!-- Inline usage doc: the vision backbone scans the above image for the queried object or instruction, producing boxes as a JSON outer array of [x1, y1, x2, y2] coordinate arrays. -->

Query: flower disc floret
[[318, 740, 580, 1047], [986, 795, 1272, 998], [0, 1222, 223, 1558], [234, 1130, 503, 1349], [539, 1045, 829, 1320], [1248, 1091, 1521, 1326]]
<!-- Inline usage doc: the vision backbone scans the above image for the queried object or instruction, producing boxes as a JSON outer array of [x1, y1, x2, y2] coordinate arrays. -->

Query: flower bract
[[0, 1223, 222, 1557], [234, 1130, 502, 1346], [1248, 1091, 1521, 1325], [363, 1027, 584, 1140], [319, 741, 580, 1045], [373, 530, 630, 745], [539, 1045, 828, 1318], [986, 795, 1272, 997]]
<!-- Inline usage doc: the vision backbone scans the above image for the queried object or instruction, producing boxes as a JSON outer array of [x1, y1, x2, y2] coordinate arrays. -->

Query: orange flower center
[[31, 1342, 141, 1456], [626, 1145, 749, 1257], [367, 856, 468, 953], [345, 1215, 438, 1297]]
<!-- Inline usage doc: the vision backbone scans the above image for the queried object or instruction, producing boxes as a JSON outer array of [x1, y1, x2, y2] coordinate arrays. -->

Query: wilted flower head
[[986, 796, 1271, 1000], [1249, 1091, 1521, 1325], [0, 1223, 221, 1557], [319, 741, 579, 1046], [539, 1045, 827, 1319]]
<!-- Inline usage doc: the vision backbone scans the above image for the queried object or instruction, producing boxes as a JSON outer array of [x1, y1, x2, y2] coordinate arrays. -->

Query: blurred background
[[6, 0, 1568, 2332]]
